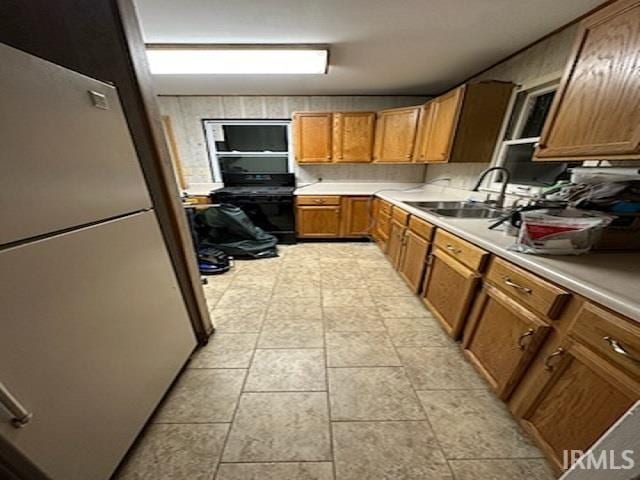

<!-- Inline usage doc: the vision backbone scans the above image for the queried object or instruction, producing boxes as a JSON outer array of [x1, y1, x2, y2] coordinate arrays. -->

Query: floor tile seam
[[363, 266, 457, 480], [317, 259, 338, 480], [217, 460, 335, 465], [211, 264, 277, 480]]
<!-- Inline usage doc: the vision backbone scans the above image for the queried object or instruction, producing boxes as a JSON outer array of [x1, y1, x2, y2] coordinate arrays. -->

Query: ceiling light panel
[[146, 46, 328, 74]]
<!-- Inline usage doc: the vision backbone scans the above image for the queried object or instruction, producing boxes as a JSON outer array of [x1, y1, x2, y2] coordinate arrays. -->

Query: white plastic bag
[[509, 209, 613, 255]]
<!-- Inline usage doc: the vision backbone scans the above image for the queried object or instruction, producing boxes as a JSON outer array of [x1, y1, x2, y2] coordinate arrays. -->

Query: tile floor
[[114, 242, 555, 480]]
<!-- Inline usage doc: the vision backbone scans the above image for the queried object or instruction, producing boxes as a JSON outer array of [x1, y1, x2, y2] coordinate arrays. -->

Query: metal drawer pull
[[517, 328, 535, 350], [445, 244, 462, 254], [503, 277, 532, 294], [544, 348, 565, 371], [0, 382, 33, 428], [604, 337, 640, 363]]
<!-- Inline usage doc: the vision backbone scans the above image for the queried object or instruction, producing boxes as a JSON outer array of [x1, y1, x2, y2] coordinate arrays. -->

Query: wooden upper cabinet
[[463, 285, 550, 400], [421, 87, 464, 163], [294, 112, 333, 163], [373, 106, 421, 162], [516, 338, 640, 472], [333, 112, 376, 163], [340, 196, 372, 237], [414, 82, 513, 163], [535, 0, 640, 160], [412, 102, 435, 162]]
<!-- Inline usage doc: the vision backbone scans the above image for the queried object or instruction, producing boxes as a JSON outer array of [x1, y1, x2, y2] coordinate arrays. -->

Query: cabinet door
[[296, 206, 341, 237], [463, 285, 550, 400], [386, 221, 406, 268], [294, 112, 333, 163], [422, 247, 480, 338], [374, 212, 391, 252], [536, 0, 640, 160], [412, 102, 435, 162], [398, 229, 429, 292], [341, 196, 372, 237], [333, 112, 375, 163], [517, 339, 640, 471], [423, 86, 464, 163], [373, 107, 421, 162]]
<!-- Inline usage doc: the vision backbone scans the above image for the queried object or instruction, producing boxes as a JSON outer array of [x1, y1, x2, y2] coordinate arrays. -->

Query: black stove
[[210, 173, 296, 244]]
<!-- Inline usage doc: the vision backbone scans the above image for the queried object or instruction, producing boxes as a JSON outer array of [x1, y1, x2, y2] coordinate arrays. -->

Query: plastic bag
[[509, 209, 613, 255]]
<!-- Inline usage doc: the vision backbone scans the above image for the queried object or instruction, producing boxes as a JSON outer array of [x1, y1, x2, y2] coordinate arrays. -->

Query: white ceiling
[[134, 0, 602, 96]]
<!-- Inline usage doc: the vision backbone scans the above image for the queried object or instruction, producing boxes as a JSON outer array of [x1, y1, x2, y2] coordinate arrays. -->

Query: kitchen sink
[[405, 201, 484, 210], [429, 208, 504, 219], [405, 201, 505, 219]]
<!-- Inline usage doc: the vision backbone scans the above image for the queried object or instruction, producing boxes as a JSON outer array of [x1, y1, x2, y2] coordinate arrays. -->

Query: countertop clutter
[[296, 183, 640, 323]]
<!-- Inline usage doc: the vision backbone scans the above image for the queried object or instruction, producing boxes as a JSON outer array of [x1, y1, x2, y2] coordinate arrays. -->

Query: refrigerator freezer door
[[0, 43, 151, 246], [0, 211, 196, 480]]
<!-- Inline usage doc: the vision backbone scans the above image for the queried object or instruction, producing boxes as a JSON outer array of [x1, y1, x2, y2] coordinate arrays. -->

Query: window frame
[[486, 75, 562, 197], [203, 119, 294, 182]]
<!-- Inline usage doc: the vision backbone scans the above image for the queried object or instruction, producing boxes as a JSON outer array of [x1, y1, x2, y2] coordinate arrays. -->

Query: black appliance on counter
[[210, 173, 296, 244]]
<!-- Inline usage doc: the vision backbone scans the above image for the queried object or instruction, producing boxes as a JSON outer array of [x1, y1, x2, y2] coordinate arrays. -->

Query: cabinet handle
[[0, 381, 33, 428], [603, 337, 640, 363], [544, 347, 565, 371], [313, 199, 325, 204], [445, 244, 461, 254], [517, 328, 535, 351], [503, 277, 532, 294]]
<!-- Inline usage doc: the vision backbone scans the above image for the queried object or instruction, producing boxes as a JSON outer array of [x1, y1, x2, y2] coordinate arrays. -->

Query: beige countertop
[[375, 185, 640, 323], [295, 182, 424, 196]]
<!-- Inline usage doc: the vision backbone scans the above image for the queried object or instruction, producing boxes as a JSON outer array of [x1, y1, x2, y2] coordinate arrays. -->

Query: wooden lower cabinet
[[422, 247, 480, 338], [373, 211, 391, 251], [296, 205, 341, 237], [515, 338, 640, 472], [386, 219, 407, 268], [398, 229, 429, 293], [340, 196, 371, 237], [463, 285, 550, 400]]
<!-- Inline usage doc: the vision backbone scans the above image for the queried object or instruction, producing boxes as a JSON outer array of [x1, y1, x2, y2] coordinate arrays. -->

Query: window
[[203, 120, 293, 181], [489, 80, 579, 196]]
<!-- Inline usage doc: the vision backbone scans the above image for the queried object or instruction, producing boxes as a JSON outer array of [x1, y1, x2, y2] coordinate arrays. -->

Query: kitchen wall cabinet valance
[[373, 106, 421, 163], [535, 0, 640, 161], [413, 81, 514, 163], [293, 111, 376, 164]]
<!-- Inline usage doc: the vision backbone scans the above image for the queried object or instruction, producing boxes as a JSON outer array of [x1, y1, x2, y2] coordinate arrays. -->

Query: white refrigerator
[[0, 43, 197, 479]]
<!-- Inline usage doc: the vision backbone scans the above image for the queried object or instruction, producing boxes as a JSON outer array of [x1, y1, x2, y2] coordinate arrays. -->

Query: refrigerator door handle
[[0, 381, 33, 428]]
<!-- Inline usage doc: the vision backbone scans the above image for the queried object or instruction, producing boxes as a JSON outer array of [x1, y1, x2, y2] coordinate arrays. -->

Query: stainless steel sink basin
[[406, 201, 483, 210], [405, 201, 505, 219], [430, 208, 504, 219]]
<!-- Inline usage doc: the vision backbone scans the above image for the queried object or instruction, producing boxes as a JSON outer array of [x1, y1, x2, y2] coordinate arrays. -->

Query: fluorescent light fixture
[[146, 45, 329, 74]]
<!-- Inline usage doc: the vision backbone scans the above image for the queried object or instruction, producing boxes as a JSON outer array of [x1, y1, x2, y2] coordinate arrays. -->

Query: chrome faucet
[[471, 166, 511, 209]]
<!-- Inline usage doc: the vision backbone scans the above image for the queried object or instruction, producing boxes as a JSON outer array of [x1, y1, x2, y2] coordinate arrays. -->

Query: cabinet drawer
[[297, 195, 341, 206], [433, 229, 488, 271], [378, 200, 393, 216], [569, 303, 640, 380], [391, 207, 410, 225], [486, 258, 570, 319], [408, 215, 435, 241]]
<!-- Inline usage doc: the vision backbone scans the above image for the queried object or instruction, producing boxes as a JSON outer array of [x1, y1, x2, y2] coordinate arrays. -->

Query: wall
[[158, 95, 428, 185], [424, 24, 581, 190]]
